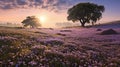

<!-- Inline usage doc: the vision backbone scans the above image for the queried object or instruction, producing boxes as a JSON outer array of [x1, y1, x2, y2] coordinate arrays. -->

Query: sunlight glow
[[39, 16, 46, 23]]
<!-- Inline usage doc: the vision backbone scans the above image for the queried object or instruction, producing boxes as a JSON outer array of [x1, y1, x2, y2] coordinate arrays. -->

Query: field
[[0, 23, 120, 67]]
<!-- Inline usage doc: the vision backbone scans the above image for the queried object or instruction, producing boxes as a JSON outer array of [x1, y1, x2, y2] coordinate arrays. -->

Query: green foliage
[[21, 16, 41, 28], [67, 2, 105, 27]]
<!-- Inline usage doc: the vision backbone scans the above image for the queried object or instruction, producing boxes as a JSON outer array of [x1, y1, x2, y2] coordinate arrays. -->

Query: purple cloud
[[0, 0, 78, 11]]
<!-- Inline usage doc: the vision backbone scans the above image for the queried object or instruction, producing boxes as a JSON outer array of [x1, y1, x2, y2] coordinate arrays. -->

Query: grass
[[0, 27, 120, 66]]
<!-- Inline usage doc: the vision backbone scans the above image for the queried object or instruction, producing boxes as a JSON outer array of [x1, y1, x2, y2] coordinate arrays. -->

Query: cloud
[[0, 0, 78, 11]]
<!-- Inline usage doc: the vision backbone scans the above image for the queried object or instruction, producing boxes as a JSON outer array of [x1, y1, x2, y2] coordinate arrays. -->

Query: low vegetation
[[0, 27, 120, 67]]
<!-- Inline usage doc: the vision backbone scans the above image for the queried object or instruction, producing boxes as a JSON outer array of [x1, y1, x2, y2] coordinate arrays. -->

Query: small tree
[[21, 16, 41, 28], [67, 2, 105, 27]]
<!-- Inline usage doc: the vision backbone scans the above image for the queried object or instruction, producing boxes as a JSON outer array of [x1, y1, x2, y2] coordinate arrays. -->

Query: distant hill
[[93, 20, 120, 28]]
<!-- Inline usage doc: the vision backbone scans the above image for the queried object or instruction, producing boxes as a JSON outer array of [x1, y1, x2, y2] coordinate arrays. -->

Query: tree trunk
[[81, 22, 85, 27], [92, 22, 94, 26], [80, 19, 85, 27]]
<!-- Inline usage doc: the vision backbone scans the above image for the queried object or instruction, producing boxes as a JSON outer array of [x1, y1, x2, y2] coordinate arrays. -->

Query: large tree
[[21, 16, 41, 28], [67, 2, 105, 27]]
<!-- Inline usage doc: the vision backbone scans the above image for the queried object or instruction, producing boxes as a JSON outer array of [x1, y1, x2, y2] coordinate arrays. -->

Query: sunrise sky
[[0, 0, 120, 27]]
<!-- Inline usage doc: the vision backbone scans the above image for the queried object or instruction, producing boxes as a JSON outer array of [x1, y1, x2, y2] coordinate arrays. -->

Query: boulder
[[97, 28, 102, 31], [100, 29, 118, 35]]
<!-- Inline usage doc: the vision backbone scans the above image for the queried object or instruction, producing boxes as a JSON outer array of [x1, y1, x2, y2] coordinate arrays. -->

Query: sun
[[39, 16, 46, 23]]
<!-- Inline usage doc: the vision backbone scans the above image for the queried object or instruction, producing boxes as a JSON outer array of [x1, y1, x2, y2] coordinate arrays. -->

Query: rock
[[49, 28, 54, 30], [34, 31, 46, 34], [97, 28, 102, 31], [100, 29, 118, 35], [56, 33, 66, 36], [60, 30, 72, 32]]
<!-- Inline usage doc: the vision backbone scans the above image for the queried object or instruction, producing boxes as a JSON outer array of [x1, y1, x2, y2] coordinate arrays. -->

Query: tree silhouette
[[21, 16, 41, 28], [67, 2, 105, 27]]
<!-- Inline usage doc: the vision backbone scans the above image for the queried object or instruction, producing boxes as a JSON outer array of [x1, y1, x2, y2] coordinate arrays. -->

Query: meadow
[[0, 22, 120, 67]]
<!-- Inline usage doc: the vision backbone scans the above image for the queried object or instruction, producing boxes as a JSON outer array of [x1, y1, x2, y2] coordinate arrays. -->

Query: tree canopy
[[67, 2, 105, 27], [21, 16, 41, 28]]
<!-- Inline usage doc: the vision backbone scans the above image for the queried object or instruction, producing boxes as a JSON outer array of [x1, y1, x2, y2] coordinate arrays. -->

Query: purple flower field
[[0, 26, 120, 67]]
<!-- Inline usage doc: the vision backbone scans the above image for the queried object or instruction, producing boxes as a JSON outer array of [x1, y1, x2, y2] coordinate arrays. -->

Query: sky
[[0, 0, 120, 27]]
